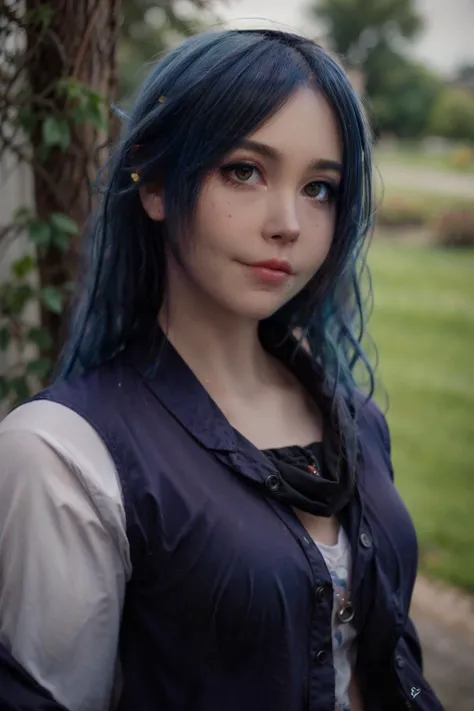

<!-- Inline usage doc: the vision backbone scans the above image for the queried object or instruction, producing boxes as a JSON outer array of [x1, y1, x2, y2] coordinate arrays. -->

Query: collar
[[124, 324, 354, 487], [125, 330, 237, 453]]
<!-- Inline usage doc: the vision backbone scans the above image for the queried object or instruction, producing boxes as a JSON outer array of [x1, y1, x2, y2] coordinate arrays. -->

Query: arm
[[0, 403, 130, 711], [0, 641, 68, 710]]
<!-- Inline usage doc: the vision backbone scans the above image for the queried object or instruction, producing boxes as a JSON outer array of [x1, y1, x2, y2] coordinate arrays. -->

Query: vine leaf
[[42, 116, 71, 151], [40, 286, 63, 314], [12, 254, 35, 279], [0, 328, 11, 351]]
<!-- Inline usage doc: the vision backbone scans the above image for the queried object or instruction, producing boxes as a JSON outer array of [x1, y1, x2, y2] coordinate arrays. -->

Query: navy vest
[[7, 336, 444, 711]]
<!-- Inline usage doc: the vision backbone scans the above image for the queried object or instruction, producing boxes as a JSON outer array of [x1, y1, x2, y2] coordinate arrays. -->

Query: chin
[[228, 293, 291, 322]]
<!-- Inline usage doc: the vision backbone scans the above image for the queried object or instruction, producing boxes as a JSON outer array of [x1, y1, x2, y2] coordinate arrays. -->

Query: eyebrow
[[234, 138, 342, 173]]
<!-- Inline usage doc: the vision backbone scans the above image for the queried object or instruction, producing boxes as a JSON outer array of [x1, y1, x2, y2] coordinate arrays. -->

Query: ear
[[139, 183, 165, 222]]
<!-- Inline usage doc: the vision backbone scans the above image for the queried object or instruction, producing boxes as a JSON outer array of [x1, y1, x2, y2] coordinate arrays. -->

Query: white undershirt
[[316, 529, 358, 711], [0, 400, 360, 711]]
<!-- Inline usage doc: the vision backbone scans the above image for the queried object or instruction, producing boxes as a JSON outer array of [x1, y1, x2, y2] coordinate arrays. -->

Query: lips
[[250, 259, 293, 274], [246, 258, 294, 285]]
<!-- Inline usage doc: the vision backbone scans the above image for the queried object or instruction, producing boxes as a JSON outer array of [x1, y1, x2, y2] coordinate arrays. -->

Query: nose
[[261, 193, 300, 245]]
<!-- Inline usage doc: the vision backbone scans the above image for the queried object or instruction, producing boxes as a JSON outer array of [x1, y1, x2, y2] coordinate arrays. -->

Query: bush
[[447, 146, 474, 172], [434, 209, 474, 248], [429, 89, 474, 143], [376, 195, 430, 228]]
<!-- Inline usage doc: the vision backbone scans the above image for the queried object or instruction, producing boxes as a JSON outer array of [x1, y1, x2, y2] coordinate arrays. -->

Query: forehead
[[247, 87, 341, 163]]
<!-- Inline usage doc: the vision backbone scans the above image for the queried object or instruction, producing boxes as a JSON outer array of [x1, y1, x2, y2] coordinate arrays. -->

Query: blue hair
[[58, 29, 375, 469]]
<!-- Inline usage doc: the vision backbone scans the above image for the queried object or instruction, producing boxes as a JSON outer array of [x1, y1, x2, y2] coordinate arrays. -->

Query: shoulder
[[1, 399, 119, 487], [351, 392, 395, 484], [38, 357, 132, 411], [354, 391, 391, 452], [34, 354, 153, 442], [0, 400, 130, 568]]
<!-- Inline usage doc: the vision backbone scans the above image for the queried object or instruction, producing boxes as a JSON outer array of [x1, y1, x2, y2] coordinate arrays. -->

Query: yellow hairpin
[[131, 171, 140, 183], [158, 95, 166, 104]]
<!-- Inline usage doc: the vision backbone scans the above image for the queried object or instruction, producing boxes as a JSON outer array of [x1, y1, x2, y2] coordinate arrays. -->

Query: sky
[[213, 0, 474, 76]]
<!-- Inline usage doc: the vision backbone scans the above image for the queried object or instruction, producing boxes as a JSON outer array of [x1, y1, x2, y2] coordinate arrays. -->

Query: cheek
[[196, 175, 262, 239], [194, 190, 235, 246], [302, 209, 336, 264]]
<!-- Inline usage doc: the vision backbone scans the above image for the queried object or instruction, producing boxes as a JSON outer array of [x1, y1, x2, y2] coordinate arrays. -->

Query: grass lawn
[[368, 239, 474, 592], [376, 188, 473, 218], [375, 144, 474, 175]]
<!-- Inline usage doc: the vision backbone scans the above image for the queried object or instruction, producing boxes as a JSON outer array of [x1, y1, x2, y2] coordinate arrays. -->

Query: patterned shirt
[[317, 527, 357, 711]]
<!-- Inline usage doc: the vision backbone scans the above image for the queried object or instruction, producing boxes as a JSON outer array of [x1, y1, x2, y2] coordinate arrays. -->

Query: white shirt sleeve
[[0, 400, 131, 711]]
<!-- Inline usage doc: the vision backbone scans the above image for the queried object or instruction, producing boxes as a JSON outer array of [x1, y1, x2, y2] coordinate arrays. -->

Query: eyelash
[[220, 162, 338, 203]]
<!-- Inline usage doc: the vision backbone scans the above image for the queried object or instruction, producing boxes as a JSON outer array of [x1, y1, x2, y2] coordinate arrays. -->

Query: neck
[[158, 271, 281, 402]]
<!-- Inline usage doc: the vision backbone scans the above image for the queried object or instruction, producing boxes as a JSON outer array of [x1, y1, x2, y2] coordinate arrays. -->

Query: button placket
[[304, 542, 334, 710], [259, 490, 335, 711]]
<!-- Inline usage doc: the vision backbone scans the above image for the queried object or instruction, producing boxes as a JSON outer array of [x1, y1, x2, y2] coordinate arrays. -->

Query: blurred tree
[[306, 0, 443, 138], [24, 0, 121, 360], [455, 63, 474, 86], [119, 0, 221, 100], [367, 50, 442, 138], [0, 1, 119, 404], [307, 0, 423, 69], [429, 88, 474, 143], [0, 0, 120, 391]]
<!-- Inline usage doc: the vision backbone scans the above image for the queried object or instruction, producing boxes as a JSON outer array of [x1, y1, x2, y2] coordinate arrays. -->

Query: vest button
[[315, 586, 326, 603], [360, 532, 372, 549], [395, 655, 405, 669], [265, 474, 281, 492], [315, 650, 328, 665]]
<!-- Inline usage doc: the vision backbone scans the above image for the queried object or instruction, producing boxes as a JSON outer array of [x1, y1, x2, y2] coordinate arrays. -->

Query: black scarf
[[262, 441, 354, 517], [257, 323, 358, 518]]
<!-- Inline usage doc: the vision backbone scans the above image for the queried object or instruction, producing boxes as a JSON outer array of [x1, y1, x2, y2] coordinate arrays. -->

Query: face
[[143, 87, 342, 323]]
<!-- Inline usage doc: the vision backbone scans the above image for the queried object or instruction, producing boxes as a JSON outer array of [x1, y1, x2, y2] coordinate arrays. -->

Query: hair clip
[[131, 171, 140, 183], [158, 95, 166, 104], [110, 103, 129, 121]]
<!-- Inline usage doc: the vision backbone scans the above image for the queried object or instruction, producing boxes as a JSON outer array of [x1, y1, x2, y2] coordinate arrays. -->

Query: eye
[[221, 162, 261, 185], [304, 181, 336, 203]]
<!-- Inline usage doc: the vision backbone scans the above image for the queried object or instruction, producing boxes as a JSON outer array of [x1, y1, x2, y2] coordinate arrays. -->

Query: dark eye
[[221, 162, 261, 185], [305, 182, 333, 201], [232, 164, 256, 182]]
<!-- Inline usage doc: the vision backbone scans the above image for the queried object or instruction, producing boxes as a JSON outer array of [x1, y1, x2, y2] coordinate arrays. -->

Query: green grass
[[376, 189, 473, 218], [375, 144, 474, 174], [368, 240, 474, 592]]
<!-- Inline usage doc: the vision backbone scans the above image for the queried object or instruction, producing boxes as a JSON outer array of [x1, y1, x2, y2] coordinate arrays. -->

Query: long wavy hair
[[57, 29, 375, 468]]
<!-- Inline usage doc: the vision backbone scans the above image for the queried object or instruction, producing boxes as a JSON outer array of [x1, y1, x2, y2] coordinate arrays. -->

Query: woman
[[0, 29, 444, 711]]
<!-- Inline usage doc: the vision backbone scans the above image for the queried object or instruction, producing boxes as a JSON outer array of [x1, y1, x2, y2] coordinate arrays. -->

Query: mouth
[[251, 259, 294, 274], [246, 258, 294, 284]]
